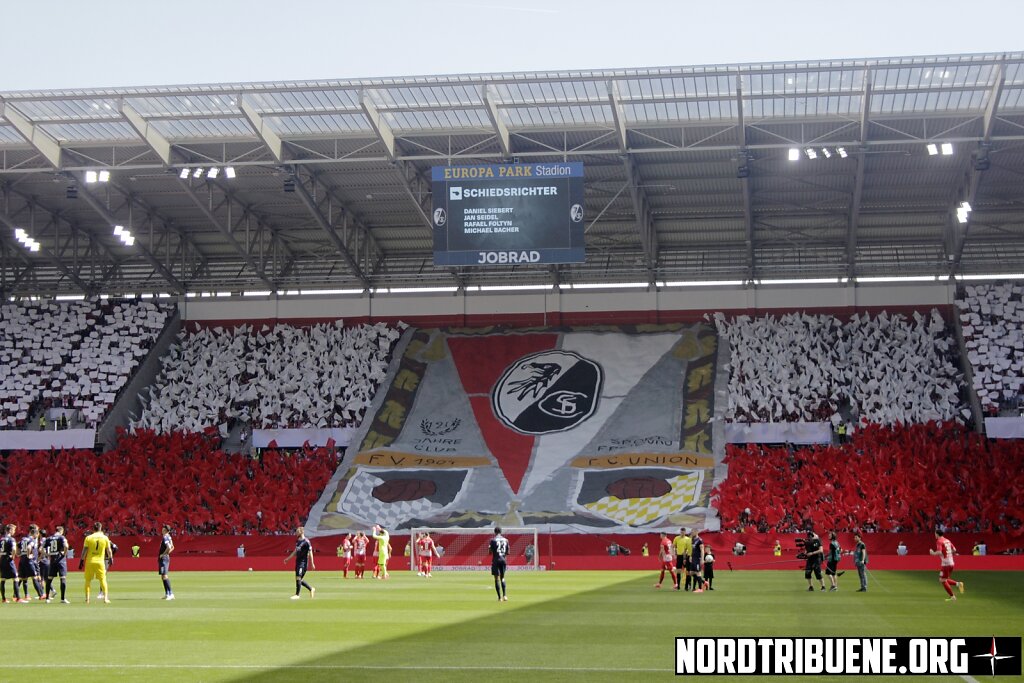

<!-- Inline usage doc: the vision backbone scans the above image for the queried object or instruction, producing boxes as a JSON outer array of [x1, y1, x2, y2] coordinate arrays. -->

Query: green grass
[[3, 569, 1022, 682]]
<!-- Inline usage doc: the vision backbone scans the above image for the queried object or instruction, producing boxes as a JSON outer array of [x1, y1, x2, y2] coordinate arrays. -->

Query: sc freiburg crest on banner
[[491, 350, 602, 435]]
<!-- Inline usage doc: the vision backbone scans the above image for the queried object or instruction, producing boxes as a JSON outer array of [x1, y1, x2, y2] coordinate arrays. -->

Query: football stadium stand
[[0, 299, 173, 429], [135, 321, 403, 433], [715, 422, 1024, 536], [2, 429, 336, 536], [717, 309, 964, 426], [958, 283, 1024, 415]]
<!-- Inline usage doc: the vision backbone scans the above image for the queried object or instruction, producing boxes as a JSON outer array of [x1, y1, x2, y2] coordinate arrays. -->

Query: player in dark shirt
[[38, 529, 50, 598], [0, 524, 21, 602], [18, 524, 44, 601], [158, 525, 175, 601], [803, 531, 826, 592], [825, 531, 842, 592], [45, 526, 70, 603], [284, 526, 316, 600], [489, 526, 509, 602], [688, 530, 706, 592]]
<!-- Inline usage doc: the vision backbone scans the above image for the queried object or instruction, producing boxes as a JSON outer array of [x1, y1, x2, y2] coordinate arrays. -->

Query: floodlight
[[821, 148, 831, 158], [179, 168, 190, 179], [956, 202, 971, 224], [788, 148, 800, 161], [124, 235, 135, 246], [28, 241, 40, 252], [98, 170, 110, 182], [926, 143, 938, 156], [207, 167, 220, 179], [837, 147, 848, 158], [805, 148, 817, 160], [225, 167, 236, 179], [85, 171, 98, 184], [113, 225, 125, 236], [193, 168, 204, 178], [14, 228, 27, 241], [941, 143, 953, 156]]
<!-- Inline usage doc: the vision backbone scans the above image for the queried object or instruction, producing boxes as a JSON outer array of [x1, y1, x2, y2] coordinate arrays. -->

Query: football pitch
[[3, 569, 1022, 682]]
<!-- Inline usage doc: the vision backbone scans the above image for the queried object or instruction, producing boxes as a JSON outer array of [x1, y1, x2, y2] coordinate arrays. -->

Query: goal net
[[409, 527, 541, 571]]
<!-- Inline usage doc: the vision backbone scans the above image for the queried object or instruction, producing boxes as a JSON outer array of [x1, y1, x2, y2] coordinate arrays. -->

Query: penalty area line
[[2, 663, 669, 673]]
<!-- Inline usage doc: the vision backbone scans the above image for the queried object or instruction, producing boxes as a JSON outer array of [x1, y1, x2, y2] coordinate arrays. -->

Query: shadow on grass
[[229, 572, 678, 683], [227, 570, 1024, 683]]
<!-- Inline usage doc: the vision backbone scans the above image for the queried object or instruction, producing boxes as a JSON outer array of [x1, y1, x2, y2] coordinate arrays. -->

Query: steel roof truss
[[848, 70, 871, 278], [177, 178, 276, 289], [291, 172, 369, 287], [76, 183, 185, 292], [623, 155, 658, 270], [360, 93, 396, 160], [121, 101, 173, 165], [1, 102, 62, 168], [239, 96, 284, 162], [483, 85, 511, 157]]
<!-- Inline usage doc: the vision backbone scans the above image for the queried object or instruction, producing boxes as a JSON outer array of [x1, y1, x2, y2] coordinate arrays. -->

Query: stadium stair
[[96, 309, 182, 449], [951, 292, 984, 430]]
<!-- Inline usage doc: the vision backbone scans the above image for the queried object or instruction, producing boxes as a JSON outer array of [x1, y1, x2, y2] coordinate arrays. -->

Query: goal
[[409, 527, 541, 571]]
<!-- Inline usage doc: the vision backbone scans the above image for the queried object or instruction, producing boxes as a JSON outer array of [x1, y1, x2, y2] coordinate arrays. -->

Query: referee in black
[[803, 530, 826, 592], [489, 527, 509, 602]]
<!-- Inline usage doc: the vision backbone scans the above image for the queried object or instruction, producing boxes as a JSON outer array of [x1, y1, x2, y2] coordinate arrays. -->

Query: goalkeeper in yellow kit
[[371, 525, 391, 580], [80, 522, 113, 604]]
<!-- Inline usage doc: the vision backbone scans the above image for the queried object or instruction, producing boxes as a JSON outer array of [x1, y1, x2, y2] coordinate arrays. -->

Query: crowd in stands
[[715, 309, 964, 425], [0, 299, 172, 429], [1, 429, 337, 536], [135, 321, 403, 433], [957, 283, 1024, 415], [714, 422, 1024, 536]]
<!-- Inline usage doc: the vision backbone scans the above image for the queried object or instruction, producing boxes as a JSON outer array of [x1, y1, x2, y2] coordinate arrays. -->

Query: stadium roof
[[1, 51, 1024, 296]]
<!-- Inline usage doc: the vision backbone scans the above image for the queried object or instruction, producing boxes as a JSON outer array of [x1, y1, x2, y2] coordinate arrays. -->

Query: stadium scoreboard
[[431, 163, 585, 266]]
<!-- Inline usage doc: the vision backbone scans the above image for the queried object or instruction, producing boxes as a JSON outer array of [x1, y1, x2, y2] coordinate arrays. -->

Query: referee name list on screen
[[462, 207, 520, 233]]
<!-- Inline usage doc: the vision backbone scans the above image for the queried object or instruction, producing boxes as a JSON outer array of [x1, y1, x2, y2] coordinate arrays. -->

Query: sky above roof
[[2, 0, 1021, 91]]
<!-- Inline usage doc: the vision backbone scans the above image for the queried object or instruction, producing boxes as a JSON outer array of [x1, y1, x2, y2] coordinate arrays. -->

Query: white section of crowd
[[958, 283, 1024, 413], [0, 300, 172, 428], [716, 309, 964, 425], [135, 321, 404, 433]]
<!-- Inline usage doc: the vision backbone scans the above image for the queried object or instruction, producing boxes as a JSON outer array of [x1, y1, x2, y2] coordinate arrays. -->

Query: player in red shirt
[[352, 532, 368, 579], [340, 534, 353, 579], [418, 532, 439, 577], [928, 529, 964, 601], [654, 532, 677, 589], [414, 533, 427, 575]]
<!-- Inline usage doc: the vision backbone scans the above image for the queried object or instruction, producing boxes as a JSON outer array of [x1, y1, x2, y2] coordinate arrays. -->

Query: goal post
[[409, 527, 541, 571]]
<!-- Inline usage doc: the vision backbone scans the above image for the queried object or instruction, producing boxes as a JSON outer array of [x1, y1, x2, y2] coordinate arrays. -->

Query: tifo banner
[[252, 427, 355, 448], [0, 428, 96, 450], [724, 422, 832, 445], [306, 325, 725, 535]]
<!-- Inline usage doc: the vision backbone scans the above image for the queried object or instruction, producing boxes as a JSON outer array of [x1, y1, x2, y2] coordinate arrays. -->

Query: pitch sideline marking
[[1, 663, 668, 672]]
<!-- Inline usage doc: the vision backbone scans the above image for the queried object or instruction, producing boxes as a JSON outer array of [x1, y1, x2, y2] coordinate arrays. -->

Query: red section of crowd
[[714, 422, 1024, 537], [2, 428, 337, 536]]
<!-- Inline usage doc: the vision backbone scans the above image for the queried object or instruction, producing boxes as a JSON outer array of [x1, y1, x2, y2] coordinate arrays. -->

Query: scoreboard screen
[[431, 162, 585, 266]]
